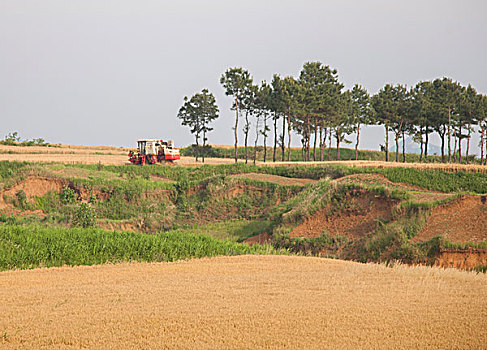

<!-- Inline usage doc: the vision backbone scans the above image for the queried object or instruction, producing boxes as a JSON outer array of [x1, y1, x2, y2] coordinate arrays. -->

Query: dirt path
[[1, 255, 486, 349]]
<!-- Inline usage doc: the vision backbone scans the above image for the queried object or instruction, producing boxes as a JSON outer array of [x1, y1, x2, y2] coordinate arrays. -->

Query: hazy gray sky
[[1, 0, 486, 152]]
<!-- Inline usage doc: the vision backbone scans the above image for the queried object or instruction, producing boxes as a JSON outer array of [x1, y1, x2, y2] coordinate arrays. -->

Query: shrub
[[61, 186, 77, 204], [16, 190, 27, 208], [73, 203, 96, 228]]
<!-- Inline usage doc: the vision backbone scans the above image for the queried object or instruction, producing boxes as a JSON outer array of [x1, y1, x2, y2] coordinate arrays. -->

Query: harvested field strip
[[268, 159, 487, 173], [0, 144, 129, 154], [0, 225, 273, 270], [0, 255, 486, 349], [231, 172, 317, 186]]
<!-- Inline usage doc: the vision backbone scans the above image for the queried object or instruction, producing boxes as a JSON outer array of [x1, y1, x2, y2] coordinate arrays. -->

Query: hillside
[[0, 157, 486, 270]]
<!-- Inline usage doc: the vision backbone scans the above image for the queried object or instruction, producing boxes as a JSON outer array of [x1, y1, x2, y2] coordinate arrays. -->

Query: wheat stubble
[[1, 255, 486, 349]]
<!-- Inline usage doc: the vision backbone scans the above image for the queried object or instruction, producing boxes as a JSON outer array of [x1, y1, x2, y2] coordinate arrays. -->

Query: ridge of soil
[[290, 189, 398, 239], [413, 195, 487, 244], [434, 248, 487, 269], [231, 173, 317, 186]]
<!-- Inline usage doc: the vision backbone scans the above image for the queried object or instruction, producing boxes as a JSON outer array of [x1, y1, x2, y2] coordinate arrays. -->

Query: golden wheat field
[[1, 255, 486, 350]]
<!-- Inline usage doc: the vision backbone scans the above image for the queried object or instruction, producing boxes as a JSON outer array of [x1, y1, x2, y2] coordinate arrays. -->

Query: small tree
[[73, 203, 96, 228], [177, 89, 219, 163], [220, 67, 253, 163], [350, 84, 371, 160]]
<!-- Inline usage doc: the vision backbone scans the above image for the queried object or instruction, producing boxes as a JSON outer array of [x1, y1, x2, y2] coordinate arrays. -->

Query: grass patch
[[0, 224, 278, 271]]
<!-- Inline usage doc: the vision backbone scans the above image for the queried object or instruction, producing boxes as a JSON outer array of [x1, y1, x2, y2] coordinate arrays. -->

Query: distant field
[[1, 255, 486, 349], [1, 144, 487, 172]]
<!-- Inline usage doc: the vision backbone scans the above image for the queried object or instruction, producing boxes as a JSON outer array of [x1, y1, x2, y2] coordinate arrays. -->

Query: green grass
[[180, 145, 448, 163], [0, 224, 277, 271], [375, 167, 487, 194]]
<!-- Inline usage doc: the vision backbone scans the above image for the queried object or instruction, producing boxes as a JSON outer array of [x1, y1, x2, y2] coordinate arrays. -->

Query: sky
[[1, 0, 486, 153]]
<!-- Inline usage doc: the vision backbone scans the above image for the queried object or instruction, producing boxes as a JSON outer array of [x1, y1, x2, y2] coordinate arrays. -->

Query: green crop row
[[0, 224, 277, 271]]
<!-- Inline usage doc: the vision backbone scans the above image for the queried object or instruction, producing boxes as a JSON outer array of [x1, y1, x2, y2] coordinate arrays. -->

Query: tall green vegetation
[[0, 224, 274, 270]]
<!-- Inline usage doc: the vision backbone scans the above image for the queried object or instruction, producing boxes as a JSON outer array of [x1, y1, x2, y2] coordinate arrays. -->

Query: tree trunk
[[481, 127, 485, 166], [306, 117, 311, 161], [336, 129, 341, 160], [313, 121, 318, 161], [419, 127, 424, 163], [253, 116, 259, 165], [244, 111, 249, 164], [319, 126, 324, 161], [440, 126, 446, 163], [425, 130, 429, 161], [480, 127, 484, 165], [195, 133, 199, 162], [273, 114, 278, 162], [458, 125, 462, 164], [327, 130, 332, 161], [202, 129, 206, 163], [281, 113, 286, 161], [355, 123, 360, 161], [402, 129, 406, 163], [453, 129, 458, 163], [263, 117, 267, 163], [234, 98, 239, 163], [287, 115, 291, 161], [385, 123, 389, 162], [448, 105, 451, 163], [466, 124, 471, 164], [321, 127, 328, 162], [395, 132, 400, 162]]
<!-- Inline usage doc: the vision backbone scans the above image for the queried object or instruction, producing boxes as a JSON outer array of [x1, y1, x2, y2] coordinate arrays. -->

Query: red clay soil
[[290, 190, 398, 239], [413, 196, 487, 244], [231, 173, 317, 186], [2, 177, 68, 202], [434, 249, 487, 269], [244, 233, 272, 245]]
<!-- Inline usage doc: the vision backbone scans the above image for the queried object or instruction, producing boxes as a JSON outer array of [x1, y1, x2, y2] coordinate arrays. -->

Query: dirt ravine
[[435, 249, 487, 269], [414, 195, 487, 243], [290, 190, 398, 239], [1, 255, 486, 350]]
